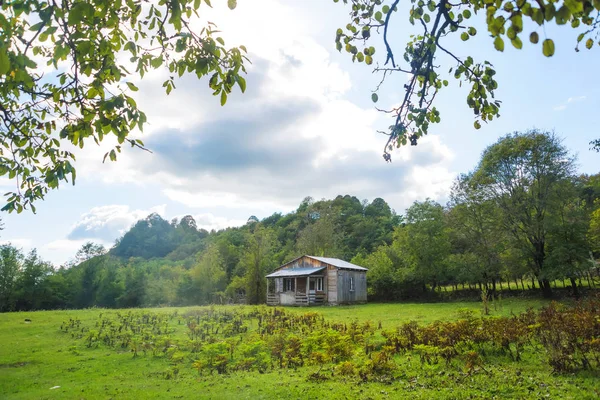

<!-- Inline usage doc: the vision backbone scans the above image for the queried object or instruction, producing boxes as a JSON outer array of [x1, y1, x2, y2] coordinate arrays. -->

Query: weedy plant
[[60, 297, 600, 383]]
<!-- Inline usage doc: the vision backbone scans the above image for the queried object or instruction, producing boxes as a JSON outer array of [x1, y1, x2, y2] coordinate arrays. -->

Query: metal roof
[[266, 267, 325, 278], [307, 256, 368, 271]]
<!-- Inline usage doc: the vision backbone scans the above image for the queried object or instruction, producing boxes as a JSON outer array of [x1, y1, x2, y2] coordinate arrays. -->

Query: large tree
[[239, 225, 277, 304], [192, 244, 227, 304], [0, 0, 247, 212], [334, 0, 600, 158], [0, 244, 23, 311], [393, 199, 450, 291], [447, 173, 505, 290], [473, 130, 576, 297]]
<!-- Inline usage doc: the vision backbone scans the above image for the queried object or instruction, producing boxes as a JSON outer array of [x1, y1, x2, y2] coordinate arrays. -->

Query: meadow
[[1, 298, 599, 400]]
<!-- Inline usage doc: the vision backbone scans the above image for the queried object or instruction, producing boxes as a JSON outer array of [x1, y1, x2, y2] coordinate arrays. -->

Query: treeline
[[356, 131, 600, 300], [1, 130, 599, 312], [0, 194, 400, 311]]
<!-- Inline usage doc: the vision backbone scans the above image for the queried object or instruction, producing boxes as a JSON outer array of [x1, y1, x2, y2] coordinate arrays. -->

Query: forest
[[1, 130, 599, 312]]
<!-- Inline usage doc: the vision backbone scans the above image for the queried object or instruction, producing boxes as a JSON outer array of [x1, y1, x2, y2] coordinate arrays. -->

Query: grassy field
[[1, 299, 598, 399]]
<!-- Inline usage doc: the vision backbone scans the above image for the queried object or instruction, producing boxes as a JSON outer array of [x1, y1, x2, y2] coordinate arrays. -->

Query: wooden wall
[[336, 269, 367, 304]]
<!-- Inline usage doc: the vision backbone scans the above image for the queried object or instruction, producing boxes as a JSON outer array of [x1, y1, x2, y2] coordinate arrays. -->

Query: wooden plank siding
[[336, 269, 367, 304], [327, 265, 338, 304]]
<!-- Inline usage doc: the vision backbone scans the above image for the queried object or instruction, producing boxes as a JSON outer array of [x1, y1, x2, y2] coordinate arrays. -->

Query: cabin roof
[[268, 255, 368, 276], [307, 256, 368, 271], [266, 266, 326, 278]]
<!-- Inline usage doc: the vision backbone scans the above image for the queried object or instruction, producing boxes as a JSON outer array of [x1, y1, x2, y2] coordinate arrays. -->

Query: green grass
[[0, 299, 598, 399]]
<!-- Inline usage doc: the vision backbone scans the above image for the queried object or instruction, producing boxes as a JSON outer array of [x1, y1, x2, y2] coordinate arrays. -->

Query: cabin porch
[[266, 275, 326, 306]]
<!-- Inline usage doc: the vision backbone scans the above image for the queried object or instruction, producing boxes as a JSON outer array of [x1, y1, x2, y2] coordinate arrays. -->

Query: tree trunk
[[540, 279, 552, 298], [520, 278, 525, 291], [533, 240, 552, 297], [570, 277, 579, 297]]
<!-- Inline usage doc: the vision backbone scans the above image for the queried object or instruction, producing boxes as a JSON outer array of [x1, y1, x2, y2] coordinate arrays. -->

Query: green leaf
[[564, 0, 583, 13], [461, 32, 469, 41], [555, 6, 571, 25], [67, 3, 86, 25], [493, 37, 504, 52], [542, 39, 555, 57], [474, 121, 481, 130], [365, 55, 373, 65], [371, 93, 378, 103], [511, 37, 523, 50], [126, 82, 139, 91], [0, 49, 10, 75], [544, 4, 555, 21], [227, 0, 237, 10], [463, 10, 471, 19], [530, 32, 539, 44], [220, 90, 227, 106], [29, 22, 45, 32], [586, 38, 594, 49], [237, 75, 246, 93]]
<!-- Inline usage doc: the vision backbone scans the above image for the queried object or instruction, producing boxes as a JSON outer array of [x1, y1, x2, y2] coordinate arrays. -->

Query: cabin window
[[349, 276, 355, 291], [268, 279, 276, 294], [310, 277, 323, 291], [283, 278, 295, 292]]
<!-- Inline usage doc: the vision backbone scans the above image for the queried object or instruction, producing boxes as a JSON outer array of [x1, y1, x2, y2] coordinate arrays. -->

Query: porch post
[[307, 276, 310, 304], [294, 277, 297, 294]]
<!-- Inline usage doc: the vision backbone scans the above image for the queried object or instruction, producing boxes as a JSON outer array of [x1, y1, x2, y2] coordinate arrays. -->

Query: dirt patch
[[0, 361, 35, 368]]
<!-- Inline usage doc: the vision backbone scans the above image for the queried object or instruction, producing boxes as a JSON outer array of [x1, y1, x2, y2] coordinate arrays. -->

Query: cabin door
[[309, 278, 316, 294]]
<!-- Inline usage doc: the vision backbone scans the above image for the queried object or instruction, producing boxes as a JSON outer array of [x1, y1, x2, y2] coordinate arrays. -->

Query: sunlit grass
[[0, 299, 597, 399]]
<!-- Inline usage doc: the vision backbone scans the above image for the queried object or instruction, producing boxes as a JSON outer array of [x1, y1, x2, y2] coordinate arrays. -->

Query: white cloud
[[0, 238, 33, 250], [67, 204, 167, 242], [554, 95, 586, 111], [192, 213, 247, 232]]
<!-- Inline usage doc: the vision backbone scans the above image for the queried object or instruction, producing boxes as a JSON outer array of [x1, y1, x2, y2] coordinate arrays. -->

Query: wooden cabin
[[266, 255, 368, 306]]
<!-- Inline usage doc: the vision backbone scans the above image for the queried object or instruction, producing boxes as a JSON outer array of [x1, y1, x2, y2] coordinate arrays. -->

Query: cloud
[[554, 95, 586, 111], [0, 238, 33, 250], [60, 0, 456, 218], [191, 213, 247, 232], [67, 204, 167, 242]]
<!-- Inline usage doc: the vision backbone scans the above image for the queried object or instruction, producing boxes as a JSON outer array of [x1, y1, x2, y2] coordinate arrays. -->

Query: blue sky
[[2, 0, 599, 265]]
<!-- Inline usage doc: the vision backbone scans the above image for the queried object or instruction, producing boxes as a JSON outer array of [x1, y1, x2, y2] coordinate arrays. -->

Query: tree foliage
[[0, 0, 247, 212], [472, 130, 576, 296], [333, 0, 600, 158]]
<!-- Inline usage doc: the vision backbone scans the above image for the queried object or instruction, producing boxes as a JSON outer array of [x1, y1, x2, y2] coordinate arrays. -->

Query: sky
[[2, 0, 599, 265]]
